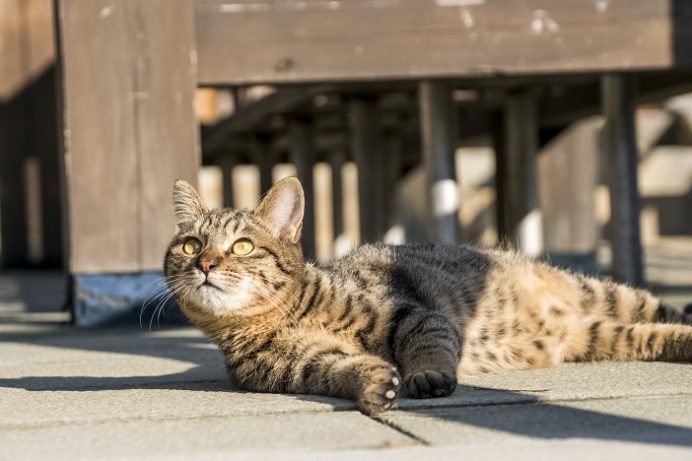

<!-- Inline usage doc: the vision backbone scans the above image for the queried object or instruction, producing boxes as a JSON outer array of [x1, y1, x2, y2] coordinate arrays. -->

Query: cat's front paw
[[357, 364, 401, 416], [404, 369, 456, 399]]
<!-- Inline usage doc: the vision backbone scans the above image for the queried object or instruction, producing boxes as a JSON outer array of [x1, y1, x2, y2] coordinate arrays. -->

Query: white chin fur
[[192, 277, 254, 315]]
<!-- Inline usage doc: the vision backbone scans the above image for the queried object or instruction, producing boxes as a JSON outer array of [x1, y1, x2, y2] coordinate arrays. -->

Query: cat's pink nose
[[198, 259, 218, 274]]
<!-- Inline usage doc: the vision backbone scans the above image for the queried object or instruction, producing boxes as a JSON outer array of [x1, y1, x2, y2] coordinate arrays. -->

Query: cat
[[164, 177, 692, 416]]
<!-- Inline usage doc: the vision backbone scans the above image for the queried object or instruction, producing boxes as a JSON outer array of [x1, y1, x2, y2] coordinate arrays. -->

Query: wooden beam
[[328, 149, 345, 240], [501, 91, 542, 256], [601, 75, 644, 286], [55, 0, 199, 273], [195, 0, 683, 85], [419, 81, 460, 244]]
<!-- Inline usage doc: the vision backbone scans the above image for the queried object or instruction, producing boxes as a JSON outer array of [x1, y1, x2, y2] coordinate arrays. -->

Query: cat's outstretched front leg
[[224, 331, 400, 416], [389, 304, 461, 398]]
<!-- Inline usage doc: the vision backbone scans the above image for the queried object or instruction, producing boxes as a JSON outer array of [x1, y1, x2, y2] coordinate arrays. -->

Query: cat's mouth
[[199, 279, 223, 291]]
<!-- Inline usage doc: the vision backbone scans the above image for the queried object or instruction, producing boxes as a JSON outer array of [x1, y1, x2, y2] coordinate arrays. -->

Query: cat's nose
[[198, 259, 218, 274]]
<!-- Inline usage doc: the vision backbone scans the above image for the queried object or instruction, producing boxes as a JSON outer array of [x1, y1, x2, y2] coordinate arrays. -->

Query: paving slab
[[0, 411, 415, 461], [383, 396, 692, 449]]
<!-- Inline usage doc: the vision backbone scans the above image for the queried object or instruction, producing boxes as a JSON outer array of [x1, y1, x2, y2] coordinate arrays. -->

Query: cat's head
[[164, 177, 305, 318]]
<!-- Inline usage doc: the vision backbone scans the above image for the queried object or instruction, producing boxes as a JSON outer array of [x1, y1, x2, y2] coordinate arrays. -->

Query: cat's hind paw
[[357, 365, 401, 416], [404, 370, 456, 399]]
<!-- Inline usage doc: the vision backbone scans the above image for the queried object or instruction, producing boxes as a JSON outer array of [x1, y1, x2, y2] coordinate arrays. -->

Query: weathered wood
[[195, 0, 684, 85], [601, 75, 644, 286], [290, 120, 316, 259], [419, 81, 460, 244], [502, 91, 542, 256], [350, 98, 380, 243], [55, 0, 199, 273], [538, 119, 599, 272]]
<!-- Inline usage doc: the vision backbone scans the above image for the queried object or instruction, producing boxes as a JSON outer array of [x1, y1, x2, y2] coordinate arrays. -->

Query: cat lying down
[[164, 177, 692, 416]]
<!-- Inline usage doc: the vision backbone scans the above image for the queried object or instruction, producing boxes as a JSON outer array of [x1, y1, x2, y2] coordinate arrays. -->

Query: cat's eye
[[231, 239, 254, 256], [182, 237, 202, 255]]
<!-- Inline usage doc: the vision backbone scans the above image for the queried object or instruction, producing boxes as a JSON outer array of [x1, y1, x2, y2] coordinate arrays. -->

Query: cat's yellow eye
[[232, 239, 254, 256], [182, 237, 202, 255]]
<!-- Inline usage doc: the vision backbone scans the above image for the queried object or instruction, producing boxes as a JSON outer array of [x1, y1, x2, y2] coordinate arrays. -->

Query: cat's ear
[[173, 180, 207, 227], [253, 177, 304, 244]]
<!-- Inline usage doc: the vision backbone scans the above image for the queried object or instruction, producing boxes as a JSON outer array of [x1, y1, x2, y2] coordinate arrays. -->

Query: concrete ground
[[1, 239, 692, 461]]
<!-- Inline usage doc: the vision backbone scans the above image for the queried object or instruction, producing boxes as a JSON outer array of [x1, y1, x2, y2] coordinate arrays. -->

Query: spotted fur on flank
[[164, 177, 692, 416]]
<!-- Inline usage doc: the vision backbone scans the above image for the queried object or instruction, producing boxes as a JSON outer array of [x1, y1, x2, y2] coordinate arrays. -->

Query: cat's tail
[[574, 274, 692, 325]]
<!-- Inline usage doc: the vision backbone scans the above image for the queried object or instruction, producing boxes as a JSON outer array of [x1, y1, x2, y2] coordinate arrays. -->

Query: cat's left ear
[[253, 177, 304, 244], [173, 180, 208, 228]]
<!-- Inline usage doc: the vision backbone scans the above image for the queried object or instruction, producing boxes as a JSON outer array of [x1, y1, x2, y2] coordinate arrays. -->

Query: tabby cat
[[164, 177, 692, 416]]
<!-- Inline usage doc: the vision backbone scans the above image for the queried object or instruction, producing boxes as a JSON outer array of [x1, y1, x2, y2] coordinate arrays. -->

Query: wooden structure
[[1, 0, 691, 324]]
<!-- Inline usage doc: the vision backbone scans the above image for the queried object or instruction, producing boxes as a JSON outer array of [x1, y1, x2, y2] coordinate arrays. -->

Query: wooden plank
[[55, 0, 199, 273], [502, 91, 542, 256], [328, 149, 345, 240], [195, 0, 681, 85], [601, 75, 644, 286], [419, 80, 460, 244], [132, 1, 200, 269]]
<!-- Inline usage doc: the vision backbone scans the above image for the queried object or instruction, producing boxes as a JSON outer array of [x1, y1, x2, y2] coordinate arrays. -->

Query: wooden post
[[217, 157, 236, 208], [350, 98, 380, 243], [55, 0, 200, 324], [538, 119, 599, 273], [290, 120, 316, 260], [488, 111, 508, 238], [328, 149, 346, 240], [256, 140, 274, 195], [601, 74, 644, 286], [419, 80, 460, 244], [501, 91, 542, 256]]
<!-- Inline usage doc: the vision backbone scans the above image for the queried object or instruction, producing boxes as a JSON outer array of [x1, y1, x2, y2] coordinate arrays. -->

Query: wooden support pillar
[[328, 149, 346, 240], [350, 98, 380, 243], [501, 91, 542, 256], [55, 0, 200, 325], [601, 74, 644, 286], [419, 80, 460, 244], [290, 120, 316, 260]]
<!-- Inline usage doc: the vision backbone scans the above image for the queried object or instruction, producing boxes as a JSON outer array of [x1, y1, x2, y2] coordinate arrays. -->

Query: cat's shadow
[[2, 327, 692, 448]]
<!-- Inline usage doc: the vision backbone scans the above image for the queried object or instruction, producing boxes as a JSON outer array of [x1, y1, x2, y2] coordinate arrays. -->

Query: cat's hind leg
[[576, 275, 692, 325], [562, 318, 692, 363], [388, 304, 461, 398]]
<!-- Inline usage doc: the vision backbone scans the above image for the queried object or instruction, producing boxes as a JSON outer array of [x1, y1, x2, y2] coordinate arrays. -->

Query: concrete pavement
[[1, 321, 692, 461]]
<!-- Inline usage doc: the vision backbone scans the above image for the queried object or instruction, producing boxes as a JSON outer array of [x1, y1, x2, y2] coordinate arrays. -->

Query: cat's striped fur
[[164, 177, 692, 416]]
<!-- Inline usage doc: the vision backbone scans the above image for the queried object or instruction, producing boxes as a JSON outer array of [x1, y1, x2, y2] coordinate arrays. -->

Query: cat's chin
[[188, 278, 255, 316]]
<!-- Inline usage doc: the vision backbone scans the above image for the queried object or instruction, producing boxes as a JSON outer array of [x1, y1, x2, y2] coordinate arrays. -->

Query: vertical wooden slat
[[329, 149, 345, 240], [350, 98, 380, 243], [256, 140, 274, 195], [488, 110, 508, 238], [133, 1, 200, 269], [601, 74, 644, 286], [55, 0, 199, 273], [217, 157, 236, 208], [419, 80, 460, 244], [290, 120, 316, 259], [502, 91, 542, 256]]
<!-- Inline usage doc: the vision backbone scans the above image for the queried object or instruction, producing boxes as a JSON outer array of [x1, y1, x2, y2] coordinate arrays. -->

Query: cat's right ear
[[253, 177, 305, 244], [173, 180, 207, 228]]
